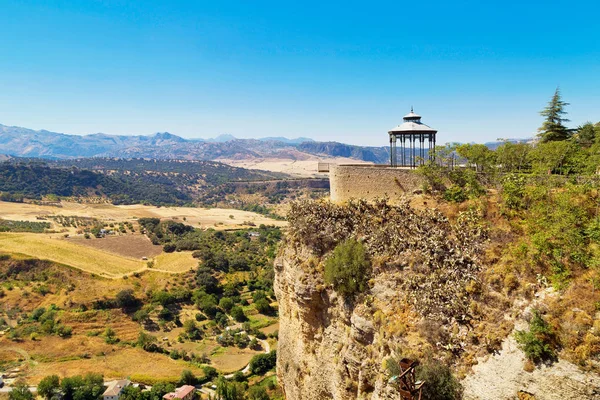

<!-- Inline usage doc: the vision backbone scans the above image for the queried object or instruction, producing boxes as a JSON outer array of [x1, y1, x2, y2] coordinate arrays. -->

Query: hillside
[[0, 158, 287, 206], [0, 123, 386, 163]]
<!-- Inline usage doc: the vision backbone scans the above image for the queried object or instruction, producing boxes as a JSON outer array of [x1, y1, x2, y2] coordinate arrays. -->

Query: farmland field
[[0, 201, 287, 231], [67, 235, 162, 259], [153, 251, 198, 273], [0, 233, 145, 278]]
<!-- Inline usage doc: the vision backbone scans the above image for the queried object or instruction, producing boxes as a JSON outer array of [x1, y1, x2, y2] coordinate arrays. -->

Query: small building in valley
[[162, 385, 196, 400], [103, 379, 131, 400]]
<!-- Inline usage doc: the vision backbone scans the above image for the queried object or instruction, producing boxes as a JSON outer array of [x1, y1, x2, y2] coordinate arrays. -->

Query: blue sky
[[0, 0, 598, 146]]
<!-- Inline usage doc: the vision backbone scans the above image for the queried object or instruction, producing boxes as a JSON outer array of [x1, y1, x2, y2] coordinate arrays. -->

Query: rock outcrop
[[274, 199, 600, 400]]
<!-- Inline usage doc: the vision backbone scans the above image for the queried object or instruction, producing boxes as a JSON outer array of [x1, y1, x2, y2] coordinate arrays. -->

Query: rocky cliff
[[274, 198, 600, 400]]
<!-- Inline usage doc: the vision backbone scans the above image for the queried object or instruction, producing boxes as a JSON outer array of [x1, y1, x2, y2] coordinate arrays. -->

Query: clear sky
[[0, 0, 599, 146]]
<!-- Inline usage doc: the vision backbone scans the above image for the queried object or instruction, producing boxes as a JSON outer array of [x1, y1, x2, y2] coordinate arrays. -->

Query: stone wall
[[329, 164, 424, 202]]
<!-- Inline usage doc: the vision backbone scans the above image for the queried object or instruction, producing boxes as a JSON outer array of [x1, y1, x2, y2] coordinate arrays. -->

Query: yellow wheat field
[[0, 232, 144, 278]]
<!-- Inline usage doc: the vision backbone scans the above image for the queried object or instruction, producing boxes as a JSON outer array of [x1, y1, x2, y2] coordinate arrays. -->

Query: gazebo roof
[[388, 108, 437, 134], [403, 111, 421, 120]]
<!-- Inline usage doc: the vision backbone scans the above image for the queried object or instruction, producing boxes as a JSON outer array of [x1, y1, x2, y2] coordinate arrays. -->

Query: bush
[[230, 306, 247, 322], [163, 243, 176, 253], [116, 288, 137, 308], [249, 350, 277, 375], [515, 309, 557, 363], [415, 360, 463, 400], [324, 239, 371, 298], [219, 297, 235, 313], [254, 298, 272, 315], [443, 185, 467, 203]]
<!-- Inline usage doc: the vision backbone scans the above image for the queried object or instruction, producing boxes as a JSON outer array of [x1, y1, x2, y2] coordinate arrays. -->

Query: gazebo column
[[401, 135, 405, 167]]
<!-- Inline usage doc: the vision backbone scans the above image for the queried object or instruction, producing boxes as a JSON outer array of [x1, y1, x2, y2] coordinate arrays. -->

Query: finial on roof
[[411, 106, 413, 113]]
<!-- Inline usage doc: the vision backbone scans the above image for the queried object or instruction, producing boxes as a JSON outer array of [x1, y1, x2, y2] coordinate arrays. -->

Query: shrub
[[249, 350, 277, 375], [179, 370, 196, 386], [515, 309, 557, 363], [38, 375, 60, 400], [116, 289, 137, 308], [415, 360, 463, 400], [230, 306, 247, 322], [219, 297, 235, 313], [163, 243, 176, 253], [324, 239, 371, 298], [443, 185, 467, 203], [254, 298, 272, 315]]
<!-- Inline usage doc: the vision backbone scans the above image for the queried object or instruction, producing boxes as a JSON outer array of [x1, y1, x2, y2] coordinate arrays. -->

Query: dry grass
[[218, 155, 372, 177], [27, 346, 205, 384], [0, 233, 144, 278], [0, 201, 286, 231], [153, 251, 198, 273], [68, 235, 162, 259]]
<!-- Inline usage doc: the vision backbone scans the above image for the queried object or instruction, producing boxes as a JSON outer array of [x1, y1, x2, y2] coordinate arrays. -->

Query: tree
[[116, 288, 137, 308], [247, 386, 270, 400], [456, 143, 496, 172], [104, 327, 118, 344], [179, 370, 196, 386], [324, 239, 371, 298], [254, 298, 272, 315], [495, 140, 531, 172], [576, 122, 598, 147], [538, 87, 571, 142], [38, 375, 60, 400], [415, 360, 463, 400], [230, 306, 247, 322], [219, 297, 234, 313], [249, 350, 277, 375], [214, 376, 245, 400], [9, 381, 34, 400]]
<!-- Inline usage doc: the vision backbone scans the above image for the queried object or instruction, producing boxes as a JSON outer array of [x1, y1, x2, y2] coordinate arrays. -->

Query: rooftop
[[103, 380, 130, 397], [389, 108, 437, 134], [162, 385, 195, 400]]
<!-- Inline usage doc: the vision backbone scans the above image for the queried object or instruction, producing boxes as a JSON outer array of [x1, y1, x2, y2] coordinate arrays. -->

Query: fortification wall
[[329, 164, 424, 202]]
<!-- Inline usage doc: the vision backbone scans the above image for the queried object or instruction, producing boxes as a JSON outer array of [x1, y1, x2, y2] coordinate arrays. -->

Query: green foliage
[[230, 306, 247, 322], [495, 140, 531, 172], [515, 310, 557, 363], [37, 375, 60, 400], [538, 87, 571, 142], [0, 219, 50, 233], [61, 373, 105, 400], [249, 350, 277, 375], [443, 185, 467, 203], [501, 173, 527, 211], [104, 327, 118, 344], [324, 239, 371, 298], [179, 370, 197, 386], [456, 143, 496, 172], [215, 376, 245, 400], [219, 297, 235, 313], [116, 288, 137, 308], [247, 386, 270, 400], [254, 298, 272, 315], [183, 320, 203, 340], [415, 360, 463, 400], [9, 382, 34, 400]]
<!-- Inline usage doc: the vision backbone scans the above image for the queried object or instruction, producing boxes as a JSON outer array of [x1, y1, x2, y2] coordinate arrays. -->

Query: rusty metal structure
[[389, 358, 425, 400]]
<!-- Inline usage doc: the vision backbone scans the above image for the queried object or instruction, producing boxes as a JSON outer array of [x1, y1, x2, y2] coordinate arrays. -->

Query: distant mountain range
[[0, 123, 531, 164], [0, 124, 389, 163]]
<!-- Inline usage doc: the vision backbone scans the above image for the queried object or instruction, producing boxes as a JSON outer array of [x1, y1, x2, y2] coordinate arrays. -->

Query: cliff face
[[274, 198, 600, 400], [274, 199, 488, 399], [275, 243, 405, 399]]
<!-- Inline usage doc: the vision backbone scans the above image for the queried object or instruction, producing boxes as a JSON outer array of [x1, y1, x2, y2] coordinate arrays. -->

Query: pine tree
[[538, 87, 571, 142]]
